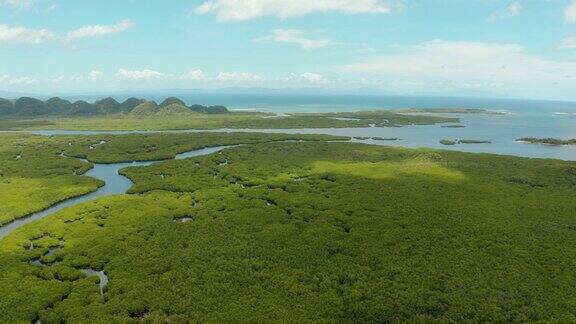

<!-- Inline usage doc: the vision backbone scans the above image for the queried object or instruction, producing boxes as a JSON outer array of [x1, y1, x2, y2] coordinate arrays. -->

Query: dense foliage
[[0, 96, 229, 117], [1, 141, 576, 322], [0, 110, 457, 131], [0, 132, 345, 224], [295, 110, 458, 127], [0, 134, 101, 225]]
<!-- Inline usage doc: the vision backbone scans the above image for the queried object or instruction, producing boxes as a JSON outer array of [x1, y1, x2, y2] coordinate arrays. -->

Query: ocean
[[49, 94, 576, 160]]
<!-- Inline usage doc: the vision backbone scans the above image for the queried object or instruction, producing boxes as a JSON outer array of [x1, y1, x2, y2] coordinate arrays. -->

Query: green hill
[[94, 97, 121, 114], [44, 97, 73, 115], [0, 98, 15, 115], [119, 97, 145, 113], [156, 103, 194, 116], [0, 96, 227, 117], [131, 101, 160, 116], [14, 97, 46, 116], [160, 97, 186, 108]]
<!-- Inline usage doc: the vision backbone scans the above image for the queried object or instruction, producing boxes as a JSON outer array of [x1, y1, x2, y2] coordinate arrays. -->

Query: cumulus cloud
[[66, 19, 134, 41], [0, 20, 133, 45], [566, 0, 576, 24], [195, 0, 391, 21], [0, 24, 55, 44], [342, 40, 576, 93], [216, 72, 264, 82], [559, 36, 576, 49], [0, 74, 34, 85], [88, 70, 104, 81], [116, 68, 164, 80], [286, 72, 330, 84], [488, 1, 522, 22], [50, 75, 65, 83], [0, 0, 34, 9], [256, 29, 337, 50], [180, 69, 206, 80]]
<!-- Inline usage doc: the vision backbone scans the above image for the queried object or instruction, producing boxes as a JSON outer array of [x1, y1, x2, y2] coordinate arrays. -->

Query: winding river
[[0, 146, 230, 240], [3, 110, 576, 239]]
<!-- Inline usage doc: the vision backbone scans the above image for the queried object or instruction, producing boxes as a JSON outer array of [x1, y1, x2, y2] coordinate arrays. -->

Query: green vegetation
[[2, 141, 576, 322], [458, 139, 492, 144], [517, 137, 576, 145], [0, 96, 229, 117], [59, 132, 349, 164], [441, 124, 466, 128], [156, 103, 196, 116], [0, 132, 346, 224], [440, 139, 457, 145], [441, 139, 492, 145], [398, 108, 506, 115], [130, 101, 160, 116], [0, 133, 101, 225], [295, 110, 458, 127], [371, 137, 398, 141], [0, 103, 458, 131]]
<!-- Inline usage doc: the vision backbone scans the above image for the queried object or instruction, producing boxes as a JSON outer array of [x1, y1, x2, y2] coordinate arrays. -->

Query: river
[[0, 146, 230, 240]]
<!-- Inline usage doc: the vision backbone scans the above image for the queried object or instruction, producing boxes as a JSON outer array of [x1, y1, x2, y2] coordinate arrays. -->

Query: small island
[[441, 139, 492, 145], [458, 139, 492, 144], [516, 137, 576, 146], [440, 139, 457, 145], [397, 108, 507, 115], [371, 137, 399, 141]]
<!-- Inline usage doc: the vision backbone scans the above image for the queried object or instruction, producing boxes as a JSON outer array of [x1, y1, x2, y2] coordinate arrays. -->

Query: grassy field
[[0, 110, 457, 131], [1, 141, 576, 322]]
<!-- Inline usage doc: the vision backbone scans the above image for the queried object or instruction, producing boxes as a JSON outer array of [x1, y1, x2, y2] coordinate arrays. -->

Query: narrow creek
[[0, 146, 231, 240]]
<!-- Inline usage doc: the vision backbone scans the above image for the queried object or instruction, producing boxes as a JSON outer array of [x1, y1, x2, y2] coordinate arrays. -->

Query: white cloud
[[342, 40, 576, 93], [66, 19, 134, 41], [559, 36, 576, 49], [566, 0, 576, 24], [88, 70, 104, 81], [195, 0, 391, 21], [50, 75, 65, 83], [0, 24, 55, 44], [256, 29, 337, 50], [0, 0, 34, 9], [286, 72, 330, 84], [488, 1, 522, 22], [180, 69, 206, 80], [216, 72, 264, 82], [116, 68, 164, 80], [0, 74, 34, 85]]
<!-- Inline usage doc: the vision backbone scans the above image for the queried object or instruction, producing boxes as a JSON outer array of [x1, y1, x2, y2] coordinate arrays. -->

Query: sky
[[1, 0, 576, 101]]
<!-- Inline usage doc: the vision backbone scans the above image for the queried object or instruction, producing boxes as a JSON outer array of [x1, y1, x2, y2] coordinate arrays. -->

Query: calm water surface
[[30, 111, 576, 160], [0, 146, 229, 240]]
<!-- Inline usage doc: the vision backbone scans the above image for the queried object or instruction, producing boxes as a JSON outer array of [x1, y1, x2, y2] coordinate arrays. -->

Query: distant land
[[3, 87, 576, 103], [0, 96, 228, 117], [517, 137, 576, 146]]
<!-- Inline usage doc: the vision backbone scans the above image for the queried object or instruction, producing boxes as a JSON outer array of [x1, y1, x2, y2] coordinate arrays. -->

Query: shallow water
[[29, 112, 576, 160], [79, 268, 108, 295], [0, 146, 230, 240]]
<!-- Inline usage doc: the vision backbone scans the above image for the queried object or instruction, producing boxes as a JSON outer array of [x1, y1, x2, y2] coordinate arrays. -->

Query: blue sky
[[1, 0, 576, 100]]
